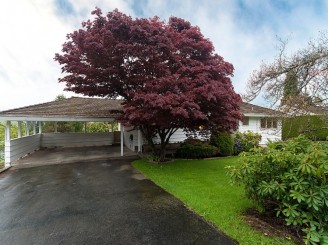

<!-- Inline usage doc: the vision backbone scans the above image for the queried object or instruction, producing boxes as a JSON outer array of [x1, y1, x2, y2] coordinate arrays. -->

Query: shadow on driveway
[[0, 157, 236, 245]]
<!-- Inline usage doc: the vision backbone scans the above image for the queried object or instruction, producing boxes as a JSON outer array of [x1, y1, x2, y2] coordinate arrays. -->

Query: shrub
[[210, 131, 234, 156], [176, 138, 218, 159], [226, 135, 328, 244], [233, 131, 262, 155]]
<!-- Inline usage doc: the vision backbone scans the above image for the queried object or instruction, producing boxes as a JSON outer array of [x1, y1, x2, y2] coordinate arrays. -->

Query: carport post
[[120, 126, 124, 156], [17, 121, 22, 138], [4, 121, 11, 167], [38, 121, 42, 134], [33, 122, 36, 135], [84, 122, 87, 133], [25, 121, 29, 136], [137, 129, 141, 152]]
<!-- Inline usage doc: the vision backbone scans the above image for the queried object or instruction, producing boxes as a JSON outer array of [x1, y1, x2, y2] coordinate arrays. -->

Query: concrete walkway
[[0, 156, 236, 245]]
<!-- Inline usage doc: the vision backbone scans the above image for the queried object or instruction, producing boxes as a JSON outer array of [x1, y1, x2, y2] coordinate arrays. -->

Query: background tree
[[55, 8, 242, 161], [244, 33, 328, 112], [281, 69, 299, 105]]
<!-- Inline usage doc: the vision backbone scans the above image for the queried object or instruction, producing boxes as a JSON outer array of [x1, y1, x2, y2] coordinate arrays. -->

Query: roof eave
[[0, 115, 118, 122]]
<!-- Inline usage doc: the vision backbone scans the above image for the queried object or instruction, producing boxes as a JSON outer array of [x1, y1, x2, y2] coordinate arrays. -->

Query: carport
[[0, 97, 143, 167]]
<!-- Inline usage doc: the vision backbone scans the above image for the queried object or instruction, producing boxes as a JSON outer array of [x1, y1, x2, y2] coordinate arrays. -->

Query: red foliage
[[55, 8, 242, 159]]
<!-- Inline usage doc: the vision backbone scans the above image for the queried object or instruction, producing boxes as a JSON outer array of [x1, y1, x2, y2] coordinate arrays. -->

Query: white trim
[[243, 113, 274, 117]]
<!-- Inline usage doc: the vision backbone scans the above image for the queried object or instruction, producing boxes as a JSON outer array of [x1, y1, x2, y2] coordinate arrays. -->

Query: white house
[[0, 97, 281, 166], [238, 102, 281, 145], [124, 101, 282, 151]]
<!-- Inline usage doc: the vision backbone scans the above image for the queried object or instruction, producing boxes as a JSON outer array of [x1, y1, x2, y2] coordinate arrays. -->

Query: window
[[260, 118, 278, 129], [242, 116, 249, 126]]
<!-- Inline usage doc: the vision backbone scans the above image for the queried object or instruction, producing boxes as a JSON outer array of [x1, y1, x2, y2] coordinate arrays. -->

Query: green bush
[[233, 131, 262, 155], [176, 138, 218, 159], [282, 115, 328, 141], [226, 135, 328, 244], [210, 131, 234, 156]]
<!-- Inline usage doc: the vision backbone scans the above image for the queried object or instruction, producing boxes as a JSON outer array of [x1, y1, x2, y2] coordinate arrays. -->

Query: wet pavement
[[12, 145, 138, 168], [0, 156, 236, 245]]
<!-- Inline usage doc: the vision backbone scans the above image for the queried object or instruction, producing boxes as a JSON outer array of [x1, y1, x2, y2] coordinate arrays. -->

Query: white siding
[[123, 116, 282, 152], [152, 128, 188, 144], [41, 133, 114, 148], [123, 128, 144, 151], [123, 128, 189, 151], [5, 135, 41, 163], [238, 117, 282, 145]]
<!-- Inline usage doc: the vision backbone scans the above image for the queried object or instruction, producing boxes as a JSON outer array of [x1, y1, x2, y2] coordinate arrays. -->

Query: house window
[[242, 117, 249, 126], [260, 118, 278, 129]]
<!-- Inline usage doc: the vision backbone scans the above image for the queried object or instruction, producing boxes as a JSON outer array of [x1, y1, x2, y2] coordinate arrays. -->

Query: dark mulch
[[244, 208, 304, 245]]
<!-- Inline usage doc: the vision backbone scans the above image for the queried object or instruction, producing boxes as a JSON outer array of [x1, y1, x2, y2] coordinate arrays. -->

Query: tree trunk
[[140, 126, 178, 163]]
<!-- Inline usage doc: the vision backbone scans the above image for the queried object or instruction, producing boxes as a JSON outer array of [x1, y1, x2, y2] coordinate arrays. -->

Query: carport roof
[[0, 97, 124, 122]]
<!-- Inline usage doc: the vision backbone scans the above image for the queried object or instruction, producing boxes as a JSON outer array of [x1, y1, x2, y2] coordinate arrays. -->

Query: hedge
[[282, 115, 328, 141]]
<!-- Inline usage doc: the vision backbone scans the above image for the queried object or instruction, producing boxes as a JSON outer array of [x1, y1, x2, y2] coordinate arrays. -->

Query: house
[[124, 101, 281, 151], [0, 97, 281, 166], [239, 102, 281, 145]]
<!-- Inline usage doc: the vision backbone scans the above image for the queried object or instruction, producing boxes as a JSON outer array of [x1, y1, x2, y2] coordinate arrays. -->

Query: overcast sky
[[0, 0, 327, 111]]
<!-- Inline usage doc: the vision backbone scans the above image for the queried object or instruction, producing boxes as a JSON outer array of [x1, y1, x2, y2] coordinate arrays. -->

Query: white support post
[[4, 121, 11, 167], [138, 129, 142, 152], [33, 122, 36, 135], [118, 122, 121, 131], [120, 125, 124, 156], [5, 121, 11, 141], [54, 122, 58, 133], [38, 121, 42, 134], [25, 121, 29, 136], [18, 121, 22, 138]]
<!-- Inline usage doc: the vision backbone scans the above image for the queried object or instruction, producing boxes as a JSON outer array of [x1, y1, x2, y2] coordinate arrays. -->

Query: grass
[[133, 157, 295, 245]]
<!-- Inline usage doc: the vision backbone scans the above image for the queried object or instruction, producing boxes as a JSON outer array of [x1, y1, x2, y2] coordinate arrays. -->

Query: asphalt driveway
[[0, 157, 236, 245]]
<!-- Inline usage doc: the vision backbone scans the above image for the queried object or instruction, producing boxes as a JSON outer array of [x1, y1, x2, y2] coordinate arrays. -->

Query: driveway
[[0, 157, 236, 245]]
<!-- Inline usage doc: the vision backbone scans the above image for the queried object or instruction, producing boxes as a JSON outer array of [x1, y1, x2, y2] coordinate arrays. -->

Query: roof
[[0, 97, 274, 122], [305, 105, 328, 115], [0, 97, 123, 122], [240, 102, 277, 116]]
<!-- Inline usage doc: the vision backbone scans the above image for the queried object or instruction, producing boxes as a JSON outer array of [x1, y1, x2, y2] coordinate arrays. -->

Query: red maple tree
[[55, 8, 242, 161]]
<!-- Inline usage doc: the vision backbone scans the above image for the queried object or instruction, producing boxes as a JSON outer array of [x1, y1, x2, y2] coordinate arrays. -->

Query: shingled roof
[[0, 97, 123, 121], [240, 102, 277, 115], [0, 97, 275, 122]]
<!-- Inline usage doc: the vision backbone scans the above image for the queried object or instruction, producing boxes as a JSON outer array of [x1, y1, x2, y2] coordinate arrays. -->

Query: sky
[[0, 0, 327, 111]]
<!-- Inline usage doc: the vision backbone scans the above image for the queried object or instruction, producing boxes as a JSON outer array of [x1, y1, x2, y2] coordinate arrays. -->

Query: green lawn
[[133, 157, 295, 245]]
